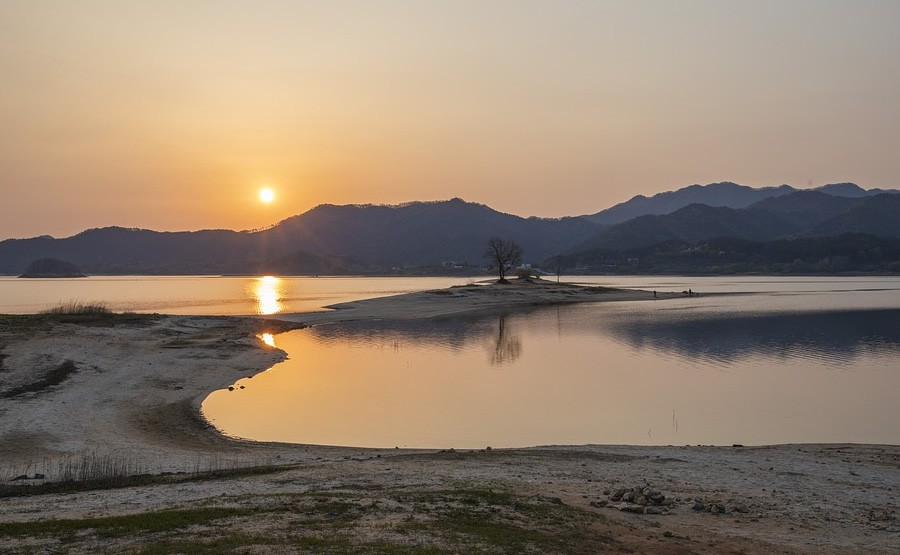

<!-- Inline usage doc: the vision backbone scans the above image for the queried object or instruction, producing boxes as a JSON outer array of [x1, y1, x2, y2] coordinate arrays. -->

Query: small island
[[18, 258, 86, 278]]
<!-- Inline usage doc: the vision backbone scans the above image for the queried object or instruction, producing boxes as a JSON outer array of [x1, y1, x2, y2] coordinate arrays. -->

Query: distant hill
[[2, 184, 899, 276], [811, 194, 900, 237], [550, 233, 900, 275], [569, 191, 900, 253], [0, 199, 599, 275], [260, 198, 598, 268], [582, 181, 897, 226]]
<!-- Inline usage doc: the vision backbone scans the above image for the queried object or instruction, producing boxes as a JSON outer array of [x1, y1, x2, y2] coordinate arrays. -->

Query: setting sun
[[259, 188, 275, 204]]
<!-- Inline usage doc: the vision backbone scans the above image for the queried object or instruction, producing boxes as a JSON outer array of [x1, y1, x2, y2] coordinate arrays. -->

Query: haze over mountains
[[2, 182, 899, 275]]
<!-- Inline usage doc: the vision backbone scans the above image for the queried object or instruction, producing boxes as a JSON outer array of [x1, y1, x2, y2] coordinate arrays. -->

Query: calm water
[[3, 275, 899, 447], [0, 275, 481, 315], [202, 276, 900, 448]]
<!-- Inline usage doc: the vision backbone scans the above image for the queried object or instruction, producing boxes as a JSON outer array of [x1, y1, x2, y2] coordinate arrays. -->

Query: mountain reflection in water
[[204, 301, 900, 448], [307, 306, 900, 368], [596, 308, 900, 367]]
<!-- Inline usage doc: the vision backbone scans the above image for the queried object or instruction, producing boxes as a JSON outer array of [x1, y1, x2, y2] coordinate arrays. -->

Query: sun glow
[[260, 333, 276, 348], [259, 188, 275, 204], [253, 275, 283, 315]]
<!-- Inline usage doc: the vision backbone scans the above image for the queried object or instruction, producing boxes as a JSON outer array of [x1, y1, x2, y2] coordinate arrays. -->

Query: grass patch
[[40, 301, 111, 316], [128, 536, 285, 555], [31, 302, 158, 327], [0, 507, 255, 539], [0, 485, 616, 554], [393, 488, 613, 554], [0, 314, 47, 335], [129, 535, 453, 555], [1, 462, 297, 498]]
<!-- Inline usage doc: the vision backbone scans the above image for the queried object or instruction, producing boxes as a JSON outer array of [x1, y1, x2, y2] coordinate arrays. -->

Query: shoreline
[[1, 280, 897, 553], [0, 281, 676, 470]]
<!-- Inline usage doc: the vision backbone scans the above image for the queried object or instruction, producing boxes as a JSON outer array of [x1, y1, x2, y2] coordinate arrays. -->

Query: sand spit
[[276, 279, 681, 325], [0, 281, 897, 554]]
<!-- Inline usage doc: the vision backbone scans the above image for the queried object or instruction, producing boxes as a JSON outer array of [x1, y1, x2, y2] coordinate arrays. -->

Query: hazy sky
[[2, 1, 899, 239]]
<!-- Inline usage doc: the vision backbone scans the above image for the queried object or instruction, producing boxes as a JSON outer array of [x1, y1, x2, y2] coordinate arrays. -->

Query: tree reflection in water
[[488, 317, 522, 365]]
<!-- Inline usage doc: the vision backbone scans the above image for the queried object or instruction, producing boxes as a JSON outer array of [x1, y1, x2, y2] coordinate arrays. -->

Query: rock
[[622, 491, 635, 502], [645, 506, 666, 515], [610, 488, 626, 501], [590, 500, 608, 508], [692, 501, 705, 511]]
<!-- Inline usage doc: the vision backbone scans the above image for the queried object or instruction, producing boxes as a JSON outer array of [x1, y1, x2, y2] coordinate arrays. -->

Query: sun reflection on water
[[260, 333, 276, 347], [253, 276, 283, 315]]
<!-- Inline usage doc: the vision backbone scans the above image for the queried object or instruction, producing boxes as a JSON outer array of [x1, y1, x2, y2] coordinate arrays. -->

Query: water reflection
[[309, 306, 900, 367], [594, 308, 900, 367], [251, 276, 283, 315], [259, 333, 276, 348], [488, 317, 522, 365], [309, 315, 497, 349], [309, 313, 524, 365], [204, 303, 900, 448]]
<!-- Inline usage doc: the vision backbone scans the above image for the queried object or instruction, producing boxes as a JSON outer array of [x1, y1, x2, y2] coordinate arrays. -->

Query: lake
[[0, 275, 480, 315], [2, 275, 899, 448], [202, 276, 900, 448]]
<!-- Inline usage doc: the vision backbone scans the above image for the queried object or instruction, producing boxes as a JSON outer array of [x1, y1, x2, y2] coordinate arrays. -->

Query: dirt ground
[[1, 281, 897, 553]]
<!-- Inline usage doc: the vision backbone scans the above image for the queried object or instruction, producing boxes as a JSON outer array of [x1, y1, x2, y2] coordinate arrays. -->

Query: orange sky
[[2, 1, 899, 239]]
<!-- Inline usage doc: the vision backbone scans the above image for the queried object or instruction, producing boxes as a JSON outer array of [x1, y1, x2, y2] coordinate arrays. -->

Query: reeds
[[40, 301, 111, 316], [1, 452, 146, 496], [2, 451, 285, 497], [54, 452, 143, 486]]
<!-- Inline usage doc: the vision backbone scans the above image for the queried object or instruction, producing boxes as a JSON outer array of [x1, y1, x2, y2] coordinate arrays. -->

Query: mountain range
[[1, 182, 899, 275]]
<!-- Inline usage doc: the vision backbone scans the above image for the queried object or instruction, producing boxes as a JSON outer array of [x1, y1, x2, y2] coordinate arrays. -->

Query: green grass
[[0, 486, 616, 554], [0, 507, 256, 539], [129, 536, 454, 555], [394, 488, 610, 554], [0, 308, 158, 332], [0, 314, 46, 334]]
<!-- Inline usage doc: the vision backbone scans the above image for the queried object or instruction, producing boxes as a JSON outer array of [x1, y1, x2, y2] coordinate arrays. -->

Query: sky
[[2, 1, 899, 239]]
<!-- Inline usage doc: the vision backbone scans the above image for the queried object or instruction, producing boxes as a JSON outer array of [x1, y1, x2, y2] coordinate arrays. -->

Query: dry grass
[[40, 301, 111, 316]]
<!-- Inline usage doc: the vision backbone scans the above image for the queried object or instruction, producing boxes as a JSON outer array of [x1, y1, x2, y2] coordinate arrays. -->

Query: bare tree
[[484, 237, 523, 282]]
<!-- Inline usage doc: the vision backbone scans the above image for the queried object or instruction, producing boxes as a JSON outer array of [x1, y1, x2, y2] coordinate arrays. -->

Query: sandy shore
[[1, 280, 897, 554]]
